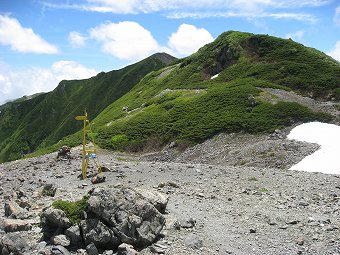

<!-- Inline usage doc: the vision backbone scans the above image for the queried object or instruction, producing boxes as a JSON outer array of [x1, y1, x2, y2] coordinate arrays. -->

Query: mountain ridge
[[0, 52, 176, 162], [53, 31, 339, 155], [1, 31, 340, 162]]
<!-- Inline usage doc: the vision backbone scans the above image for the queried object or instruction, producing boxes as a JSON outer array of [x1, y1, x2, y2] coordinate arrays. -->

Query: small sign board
[[75, 115, 86, 121]]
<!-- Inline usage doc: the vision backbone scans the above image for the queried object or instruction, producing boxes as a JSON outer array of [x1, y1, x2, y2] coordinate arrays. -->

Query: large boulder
[[80, 218, 119, 249], [0, 232, 28, 255], [4, 201, 29, 219], [135, 189, 168, 214], [87, 188, 165, 248], [117, 243, 139, 255], [41, 207, 71, 229], [40, 207, 72, 240], [64, 225, 82, 247], [39, 187, 166, 252], [2, 219, 33, 233]]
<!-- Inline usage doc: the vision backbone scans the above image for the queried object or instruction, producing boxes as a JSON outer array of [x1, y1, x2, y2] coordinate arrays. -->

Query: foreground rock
[[87, 187, 165, 248], [40, 187, 166, 253], [0, 232, 28, 254]]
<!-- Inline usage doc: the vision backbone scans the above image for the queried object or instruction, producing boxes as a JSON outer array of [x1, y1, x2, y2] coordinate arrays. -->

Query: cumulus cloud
[[285, 30, 305, 41], [334, 6, 340, 26], [89, 21, 161, 61], [0, 61, 97, 105], [86, 21, 213, 59], [327, 41, 340, 62], [68, 31, 87, 47], [168, 24, 214, 56], [0, 15, 58, 54]]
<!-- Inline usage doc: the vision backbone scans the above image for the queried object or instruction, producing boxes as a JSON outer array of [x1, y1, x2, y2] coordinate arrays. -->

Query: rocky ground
[[1, 130, 340, 255]]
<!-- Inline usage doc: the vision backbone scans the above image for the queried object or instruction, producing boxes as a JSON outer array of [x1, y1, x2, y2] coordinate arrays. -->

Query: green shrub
[[52, 197, 88, 225], [110, 134, 130, 150]]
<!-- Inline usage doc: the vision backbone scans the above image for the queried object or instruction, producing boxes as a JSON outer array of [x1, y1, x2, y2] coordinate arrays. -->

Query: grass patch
[[259, 188, 269, 193], [52, 197, 88, 225]]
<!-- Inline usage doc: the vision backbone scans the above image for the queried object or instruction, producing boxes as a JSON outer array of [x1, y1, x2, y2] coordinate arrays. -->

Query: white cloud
[[0, 15, 58, 54], [167, 11, 316, 23], [68, 31, 87, 47], [42, 0, 326, 23], [75, 0, 331, 13], [84, 0, 321, 23], [0, 61, 97, 105], [85, 0, 141, 13], [285, 30, 305, 41], [168, 24, 214, 56], [334, 6, 340, 26], [89, 21, 161, 61], [327, 41, 340, 61]]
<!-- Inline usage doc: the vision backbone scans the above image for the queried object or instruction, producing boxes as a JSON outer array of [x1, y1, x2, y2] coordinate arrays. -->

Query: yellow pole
[[76, 110, 103, 179], [82, 111, 87, 179]]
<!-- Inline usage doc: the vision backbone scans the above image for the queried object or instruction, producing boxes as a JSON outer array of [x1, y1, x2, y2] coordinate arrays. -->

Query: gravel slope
[[1, 140, 340, 254]]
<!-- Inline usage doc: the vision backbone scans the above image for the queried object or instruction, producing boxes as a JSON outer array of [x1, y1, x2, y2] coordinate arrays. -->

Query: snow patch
[[211, 73, 219, 79], [288, 122, 340, 174]]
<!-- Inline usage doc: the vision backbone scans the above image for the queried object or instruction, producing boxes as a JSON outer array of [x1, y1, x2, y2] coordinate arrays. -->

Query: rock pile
[[40, 187, 168, 254]]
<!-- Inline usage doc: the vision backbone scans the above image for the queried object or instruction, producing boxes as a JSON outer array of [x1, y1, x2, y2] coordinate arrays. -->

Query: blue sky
[[0, 0, 339, 104]]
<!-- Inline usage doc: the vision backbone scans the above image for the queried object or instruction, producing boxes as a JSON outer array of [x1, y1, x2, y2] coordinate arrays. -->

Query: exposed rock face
[[41, 208, 71, 229], [64, 225, 82, 247], [87, 187, 165, 248], [80, 218, 119, 249], [4, 201, 29, 219], [2, 219, 33, 233], [117, 243, 139, 255], [136, 189, 169, 214], [38, 187, 166, 253], [0, 232, 28, 255]]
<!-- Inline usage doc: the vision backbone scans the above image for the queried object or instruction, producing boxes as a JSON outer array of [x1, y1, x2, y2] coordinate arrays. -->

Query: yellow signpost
[[75, 110, 102, 179]]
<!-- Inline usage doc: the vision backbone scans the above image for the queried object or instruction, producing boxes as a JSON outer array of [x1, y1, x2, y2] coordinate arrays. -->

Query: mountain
[[2, 31, 340, 162], [64, 31, 338, 153], [0, 53, 176, 162]]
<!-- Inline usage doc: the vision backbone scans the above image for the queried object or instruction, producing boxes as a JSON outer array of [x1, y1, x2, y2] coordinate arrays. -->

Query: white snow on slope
[[211, 73, 219, 79], [288, 122, 340, 175]]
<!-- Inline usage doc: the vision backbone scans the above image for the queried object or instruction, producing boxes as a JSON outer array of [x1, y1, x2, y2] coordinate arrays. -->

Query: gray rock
[[249, 228, 256, 233], [179, 218, 195, 228], [65, 225, 82, 246], [2, 246, 10, 255], [80, 218, 119, 249], [42, 184, 57, 197], [86, 243, 99, 255], [149, 243, 168, 254], [102, 250, 114, 255], [51, 235, 71, 247], [184, 234, 203, 250], [51, 245, 71, 255], [2, 219, 33, 232], [41, 207, 71, 228], [295, 237, 304, 246], [87, 187, 165, 247], [4, 200, 29, 219], [0, 232, 28, 255], [117, 243, 139, 255], [136, 189, 169, 214], [76, 249, 87, 254], [91, 174, 106, 184]]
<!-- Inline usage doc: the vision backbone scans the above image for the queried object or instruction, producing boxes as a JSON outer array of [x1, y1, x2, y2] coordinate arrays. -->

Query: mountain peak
[[150, 52, 177, 65]]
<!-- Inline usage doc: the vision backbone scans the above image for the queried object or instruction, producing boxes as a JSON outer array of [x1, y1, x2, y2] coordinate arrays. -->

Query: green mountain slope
[[0, 53, 176, 162], [70, 31, 338, 152]]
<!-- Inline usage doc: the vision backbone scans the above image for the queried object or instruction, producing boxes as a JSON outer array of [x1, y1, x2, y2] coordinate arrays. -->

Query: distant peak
[[150, 52, 177, 65]]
